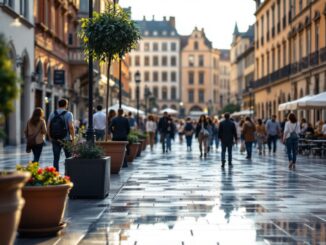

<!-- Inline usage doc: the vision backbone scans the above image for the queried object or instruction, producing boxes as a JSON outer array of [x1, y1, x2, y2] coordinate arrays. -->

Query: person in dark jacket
[[184, 118, 194, 151], [195, 115, 209, 158], [158, 112, 169, 153], [109, 109, 130, 167], [218, 112, 238, 168], [166, 118, 175, 152]]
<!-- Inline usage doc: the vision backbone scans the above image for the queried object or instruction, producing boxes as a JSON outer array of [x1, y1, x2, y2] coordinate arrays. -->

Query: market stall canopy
[[278, 95, 314, 111], [104, 103, 145, 115], [159, 108, 178, 115], [231, 110, 254, 117]]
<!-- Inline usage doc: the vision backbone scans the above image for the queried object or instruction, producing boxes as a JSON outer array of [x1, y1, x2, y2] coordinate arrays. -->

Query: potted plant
[[132, 130, 147, 151], [64, 136, 110, 199], [80, 4, 141, 174], [16, 162, 72, 237], [127, 133, 140, 163]]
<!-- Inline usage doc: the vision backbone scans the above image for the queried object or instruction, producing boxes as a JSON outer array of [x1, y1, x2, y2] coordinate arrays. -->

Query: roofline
[[254, 0, 270, 16]]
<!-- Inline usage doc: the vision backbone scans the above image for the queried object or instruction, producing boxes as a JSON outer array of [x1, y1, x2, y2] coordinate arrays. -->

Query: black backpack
[[50, 111, 67, 140]]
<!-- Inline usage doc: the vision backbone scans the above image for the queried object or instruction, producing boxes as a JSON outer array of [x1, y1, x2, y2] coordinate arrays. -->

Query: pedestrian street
[[1, 141, 326, 244]]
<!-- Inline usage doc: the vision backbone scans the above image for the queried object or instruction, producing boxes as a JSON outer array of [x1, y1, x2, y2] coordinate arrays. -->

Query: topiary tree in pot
[[79, 4, 141, 174]]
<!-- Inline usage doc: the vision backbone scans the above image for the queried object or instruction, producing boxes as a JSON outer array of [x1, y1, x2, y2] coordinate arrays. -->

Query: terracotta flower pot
[[141, 139, 147, 151], [0, 172, 30, 245], [96, 141, 128, 174], [127, 143, 140, 163], [18, 183, 73, 237], [137, 140, 144, 157]]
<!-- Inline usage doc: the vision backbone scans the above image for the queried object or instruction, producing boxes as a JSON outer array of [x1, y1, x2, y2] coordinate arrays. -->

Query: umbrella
[[159, 108, 178, 114], [104, 103, 145, 115]]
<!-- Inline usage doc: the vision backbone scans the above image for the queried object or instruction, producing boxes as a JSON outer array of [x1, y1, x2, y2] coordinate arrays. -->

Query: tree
[[0, 34, 19, 139], [80, 4, 141, 141], [219, 103, 240, 114]]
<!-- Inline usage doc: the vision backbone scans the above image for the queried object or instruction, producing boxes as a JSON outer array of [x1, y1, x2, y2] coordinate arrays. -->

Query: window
[[272, 49, 275, 72], [199, 90, 205, 103], [153, 72, 158, 82], [144, 43, 150, 51], [292, 38, 296, 63], [153, 56, 159, 66], [162, 56, 168, 66], [79, 0, 89, 12], [188, 90, 194, 103], [162, 72, 168, 82], [267, 52, 270, 74], [171, 87, 176, 100], [299, 0, 303, 12], [266, 11, 270, 39], [144, 56, 150, 66], [6, 0, 14, 8], [153, 43, 159, 51], [171, 56, 177, 66], [194, 41, 199, 50], [277, 46, 281, 69], [261, 55, 264, 76], [162, 42, 168, 51], [171, 42, 177, 51], [68, 33, 73, 45], [20, 0, 28, 18], [135, 56, 140, 66], [188, 71, 194, 84], [144, 72, 150, 82], [283, 42, 287, 66], [153, 87, 158, 98], [199, 55, 204, 66], [199, 72, 205, 84], [171, 72, 176, 82], [299, 34, 303, 61], [188, 55, 194, 66], [162, 87, 167, 100], [315, 22, 320, 51], [306, 28, 311, 55]]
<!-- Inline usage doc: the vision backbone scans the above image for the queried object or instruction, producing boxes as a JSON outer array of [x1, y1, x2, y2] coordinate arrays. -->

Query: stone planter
[[0, 172, 30, 245], [137, 140, 144, 157], [127, 143, 140, 163], [96, 141, 128, 174], [18, 183, 73, 237], [65, 157, 110, 199]]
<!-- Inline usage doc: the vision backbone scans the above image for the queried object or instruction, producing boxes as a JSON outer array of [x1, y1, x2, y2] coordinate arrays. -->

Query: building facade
[[181, 27, 220, 116], [230, 23, 255, 106], [253, 0, 326, 122], [0, 0, 34, 145], [129, 16, 181, 113], [219, 49, 231, 109]]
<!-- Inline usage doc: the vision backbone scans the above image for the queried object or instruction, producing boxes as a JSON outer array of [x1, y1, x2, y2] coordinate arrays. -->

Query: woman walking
[[184, 118, 194, 151], [195, 115, 209, 158], [146, 115, 157, 151], [242, 117, 256, 160], [256, 119, 267, 155], [24, 108, 47, 162], [283, 113, 300, 170]]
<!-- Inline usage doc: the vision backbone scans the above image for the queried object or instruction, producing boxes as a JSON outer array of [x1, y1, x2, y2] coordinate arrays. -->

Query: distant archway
[[189, 105, 203, 112]]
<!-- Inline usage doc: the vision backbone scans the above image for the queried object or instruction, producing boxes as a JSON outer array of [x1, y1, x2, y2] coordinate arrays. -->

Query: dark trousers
[[32, 143, 44, 162], [186, 135, 192, 148], [160, 133, 167, 152], [267, 135, 278, 153], [52, 140, 71, 171], [286, 138, 298, 163], [245, 141, 253, 158], [95, 129, 105, 141], [221, 143, 233, 164]]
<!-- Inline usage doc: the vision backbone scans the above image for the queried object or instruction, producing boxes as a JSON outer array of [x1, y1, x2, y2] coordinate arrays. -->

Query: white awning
[[298, 92, 326, 108], [231, 110, 254, 117], [103, 103, 145, 115], [159, 108, 178, 114], [278, 95, 314, 111]]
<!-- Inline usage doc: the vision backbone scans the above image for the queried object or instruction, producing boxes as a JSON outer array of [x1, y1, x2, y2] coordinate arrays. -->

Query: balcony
[[69, 47, 87, 65], [299, 56, 309, 70], [320, 47, 326, 62], [310, 51, 319, 66]]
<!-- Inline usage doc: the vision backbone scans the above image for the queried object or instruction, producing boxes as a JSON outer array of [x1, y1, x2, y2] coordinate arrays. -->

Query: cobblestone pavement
[[1, 140, 326, 244]]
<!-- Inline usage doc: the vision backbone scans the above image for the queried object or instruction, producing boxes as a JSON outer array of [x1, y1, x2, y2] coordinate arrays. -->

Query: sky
[[120, 0, 256, 49]]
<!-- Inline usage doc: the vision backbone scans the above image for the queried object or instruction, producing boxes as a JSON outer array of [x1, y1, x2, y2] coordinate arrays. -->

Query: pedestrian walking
[[207, 117, 214, 153], [158, 112, 169, 153], [178, 121, 185, 144], [256, 119, 267, 155], [213, 119, 220, 151], [25, 108, 47, 162], [266, 115, 281, 154], [218, 112, 238, 168], [242, 117, 256, 160], [128, 112, 137, 130], [110, 109, 130, 167], [195, 115, 209, 158], [146, 115, 157, 151], [48, 99, 75, 171], [93, 105, 106, 141], [283, 113, 300, 170], [166, 118, 175, 152], [184, 118, 194, 151]]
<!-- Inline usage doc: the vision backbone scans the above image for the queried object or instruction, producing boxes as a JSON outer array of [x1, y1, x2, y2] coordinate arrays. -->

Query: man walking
[[110, 109, 130, 167], [48, 99, 75, 171], [157, 112, 169, 153], [93, 105, 106, 141], [218, 112, 238, 168], [266, 115, 281, 154]]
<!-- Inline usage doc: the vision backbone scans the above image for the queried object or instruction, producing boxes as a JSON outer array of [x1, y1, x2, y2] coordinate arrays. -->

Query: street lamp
[[134, 71, 141, 125], [179, 101, 184, 118]]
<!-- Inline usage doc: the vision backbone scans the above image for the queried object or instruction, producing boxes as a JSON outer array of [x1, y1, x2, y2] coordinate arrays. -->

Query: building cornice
[[0, 4, 34, 29]]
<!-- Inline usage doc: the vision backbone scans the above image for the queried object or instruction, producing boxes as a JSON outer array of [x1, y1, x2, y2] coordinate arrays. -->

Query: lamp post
[[144, 86, 151, 116], [249, 87, 253, 118], [86, 0, 94, 143], [134, 71, 141, 125], [179, 101, 184, 118]]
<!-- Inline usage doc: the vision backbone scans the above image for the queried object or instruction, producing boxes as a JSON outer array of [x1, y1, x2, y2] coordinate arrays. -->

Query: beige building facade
[[219, 49, 231, 109], [253, 0, 326, 122], [181, 27, 220, 116]]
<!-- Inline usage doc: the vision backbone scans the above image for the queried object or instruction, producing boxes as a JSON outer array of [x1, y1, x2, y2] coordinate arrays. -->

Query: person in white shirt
[[283, 113, 301, 170], [93, 105, 106, 141], [146, 115, 157, 151]]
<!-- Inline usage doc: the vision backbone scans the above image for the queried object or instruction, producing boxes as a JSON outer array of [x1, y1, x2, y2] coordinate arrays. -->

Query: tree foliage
[[79, 4, 141, 62], [219, 103, 240, 114]]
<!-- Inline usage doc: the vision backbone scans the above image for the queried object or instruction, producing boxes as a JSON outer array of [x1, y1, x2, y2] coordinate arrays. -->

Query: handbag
[[26, 122, 42, 153]]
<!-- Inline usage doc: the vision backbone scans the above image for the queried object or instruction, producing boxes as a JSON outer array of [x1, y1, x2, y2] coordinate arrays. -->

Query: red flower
[[37, 168, 43, 174], [64, 176, 70, 181], [28, 177, 35, 183], [45, 167, 56, 173]]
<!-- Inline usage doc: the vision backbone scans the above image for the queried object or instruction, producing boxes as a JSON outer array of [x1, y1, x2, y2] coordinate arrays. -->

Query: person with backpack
[[283, 113, 300, 170], [24, 108, 47, 162], [48, 99, 75, 171]]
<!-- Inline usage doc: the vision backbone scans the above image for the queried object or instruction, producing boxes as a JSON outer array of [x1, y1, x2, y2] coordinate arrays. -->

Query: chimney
[[163, 16, 166, 21], [152, 15, 155, 21], [143, 16, 146, 21], [201, 28, 205, 33], [169, 16, 175, 28]]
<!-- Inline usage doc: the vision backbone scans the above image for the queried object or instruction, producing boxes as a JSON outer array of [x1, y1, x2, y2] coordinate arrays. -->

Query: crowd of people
[[24, 98, 326, 171]]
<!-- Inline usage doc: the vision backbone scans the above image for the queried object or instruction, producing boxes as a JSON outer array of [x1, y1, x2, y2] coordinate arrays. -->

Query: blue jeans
[[245, 142, 253, 158], [286, 138, 298, 163], [267, 135, 278, 153], [186, 135, 192, 148], [95, 129, 105, 141], [221, 143, 232, 163], [166, 135, 172, 151], [214, 136, 219, 149], [52, 140, 71, 171]]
